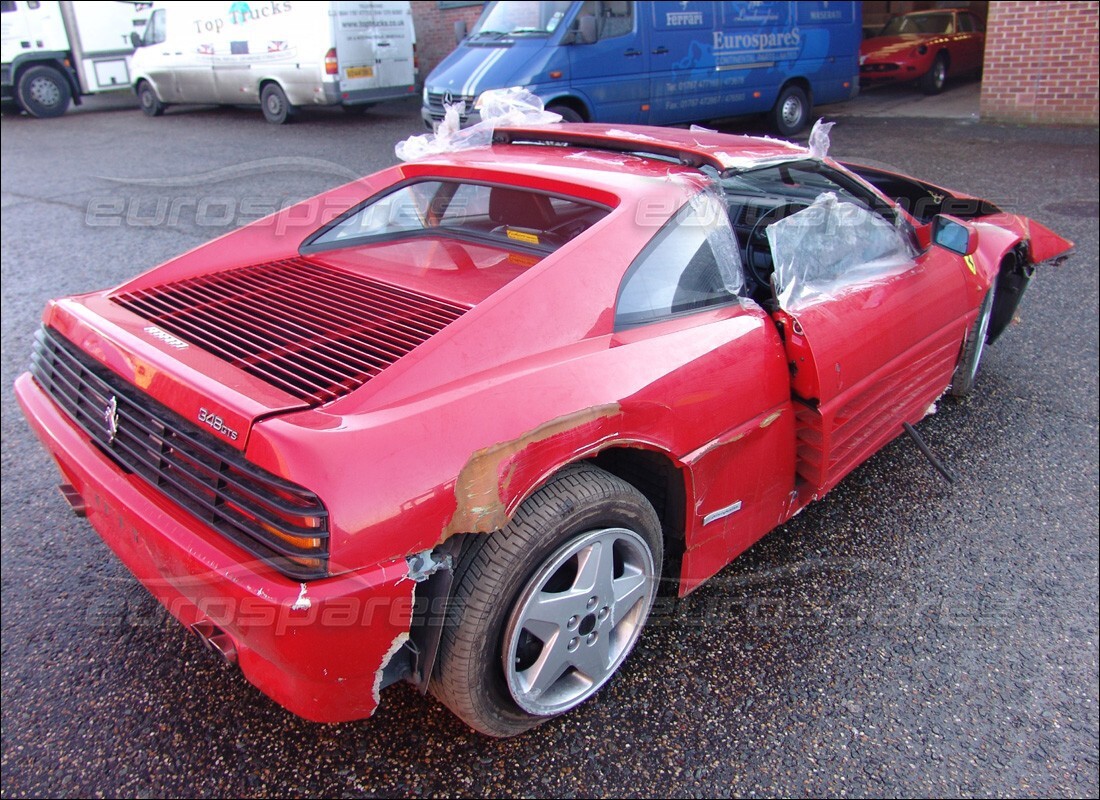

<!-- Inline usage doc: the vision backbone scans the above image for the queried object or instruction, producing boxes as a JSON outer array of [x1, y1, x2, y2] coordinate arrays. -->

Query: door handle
[[624, 49, 642, 57], [652, 46, 668, 55]]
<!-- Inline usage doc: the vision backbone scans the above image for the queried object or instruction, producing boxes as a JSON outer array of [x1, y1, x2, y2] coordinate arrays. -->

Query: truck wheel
[[770, 84, 809, 136], [950, 284, 996, 398], [16, 65, 72, 119], [137, 81, 166, 117], [260, 83, 295, 124], [547, 104, 583, 123], [430, 464, 663, 737]]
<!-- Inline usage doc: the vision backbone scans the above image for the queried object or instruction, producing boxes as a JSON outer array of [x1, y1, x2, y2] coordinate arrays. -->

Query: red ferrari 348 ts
[[16, 123, 1071, 736]]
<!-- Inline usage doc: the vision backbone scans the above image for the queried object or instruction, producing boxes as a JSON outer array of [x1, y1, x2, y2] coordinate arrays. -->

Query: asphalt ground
[[1, 88, 1097, 798]]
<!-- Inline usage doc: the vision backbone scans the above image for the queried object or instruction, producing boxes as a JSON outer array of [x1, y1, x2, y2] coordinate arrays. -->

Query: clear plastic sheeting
[[767, 192, 916, 310], [692, 189, 745, 297], [807, 118, 835, 160], [395, 88, 561, 162]]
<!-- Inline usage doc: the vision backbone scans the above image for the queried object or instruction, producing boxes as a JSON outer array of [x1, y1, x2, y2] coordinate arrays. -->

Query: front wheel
[[950, 284, 996, 398], [430, 464, 663, 737], [921, 54, 948, 95], [16, 65, 71, 118], [770, 84, 810, 136], [260, 83, 295, 124], [547, 103, 584, 123]]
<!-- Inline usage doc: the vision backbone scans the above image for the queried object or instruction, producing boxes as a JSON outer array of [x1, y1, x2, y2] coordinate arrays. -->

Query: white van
[[131, 1, 417, 123]]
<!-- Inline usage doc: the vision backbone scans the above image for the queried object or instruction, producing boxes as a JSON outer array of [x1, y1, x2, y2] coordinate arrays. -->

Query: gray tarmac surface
[[1, 91, 1098, 798]]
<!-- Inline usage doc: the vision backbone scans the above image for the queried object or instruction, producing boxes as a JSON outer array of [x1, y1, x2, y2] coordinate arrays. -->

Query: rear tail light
[[413, 42, 419, 75], [325, 47, 338, 76]]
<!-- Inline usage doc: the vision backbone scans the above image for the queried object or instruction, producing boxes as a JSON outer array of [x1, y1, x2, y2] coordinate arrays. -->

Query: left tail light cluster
[[30, 327, 330, 580], [325, 47, 338, 76]]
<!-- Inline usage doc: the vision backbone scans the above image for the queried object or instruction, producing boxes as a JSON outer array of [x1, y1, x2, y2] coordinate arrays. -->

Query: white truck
[[1, 0, 151, 117], [130, 1, 417, 123]]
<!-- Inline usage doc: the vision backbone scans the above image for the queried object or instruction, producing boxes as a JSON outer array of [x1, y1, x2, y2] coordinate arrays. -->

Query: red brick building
[[980, 1, 1099, 125], [411, 1, 1099, 126]]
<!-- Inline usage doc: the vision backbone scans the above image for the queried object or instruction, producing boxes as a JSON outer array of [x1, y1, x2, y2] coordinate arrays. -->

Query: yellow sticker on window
[[345, 66, 374, 79], [506, 229, 540, 245], [964, 254, 977, 274]]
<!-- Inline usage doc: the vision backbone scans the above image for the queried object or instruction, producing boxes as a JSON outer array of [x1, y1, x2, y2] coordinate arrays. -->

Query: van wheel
[[547, 104, 583, 123], [770, 84, 809, 136], [137, 81, 166, 117], [16, 65, 71, 119], [261, 83, 295, 124], [430, 464, 662, 737]]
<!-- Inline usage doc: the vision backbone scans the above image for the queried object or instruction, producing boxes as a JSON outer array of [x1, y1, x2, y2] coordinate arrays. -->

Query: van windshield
[[471, 1, 573, 38]]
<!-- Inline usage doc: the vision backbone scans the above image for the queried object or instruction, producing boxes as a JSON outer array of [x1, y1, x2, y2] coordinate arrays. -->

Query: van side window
[[578, 0, 634, 40], [144, 8, 166, 46]]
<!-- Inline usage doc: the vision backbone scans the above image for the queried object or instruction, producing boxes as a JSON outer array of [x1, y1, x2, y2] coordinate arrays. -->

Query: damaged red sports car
[[15, 124, 1071, 736]]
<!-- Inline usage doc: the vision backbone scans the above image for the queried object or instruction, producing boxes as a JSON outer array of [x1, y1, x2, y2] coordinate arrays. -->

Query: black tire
[[921, 54, 948, 95], [770, 84, 809, 136], [950, 284, 996, 398], [260, 83, 295, 124], [547, 103, 584, 123], [16, 65, 71, 119], [137, 81, 166, 117], [430, 463, 663, 737]]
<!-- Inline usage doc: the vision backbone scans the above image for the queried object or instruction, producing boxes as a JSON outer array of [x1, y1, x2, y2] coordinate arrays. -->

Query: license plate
[[345, 66, 374, 79]]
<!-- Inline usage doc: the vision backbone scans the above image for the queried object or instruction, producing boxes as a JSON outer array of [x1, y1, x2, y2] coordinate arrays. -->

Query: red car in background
[[861, 8, 986, 94], [16, 124, 1071, 736]]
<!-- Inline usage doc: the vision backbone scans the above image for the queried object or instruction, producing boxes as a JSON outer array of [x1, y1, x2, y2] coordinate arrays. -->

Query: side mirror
[[931, 214, 977, 255], [577, 14, 597, 44], [130, 30, 143, 49], [454, 19, 467, 44]]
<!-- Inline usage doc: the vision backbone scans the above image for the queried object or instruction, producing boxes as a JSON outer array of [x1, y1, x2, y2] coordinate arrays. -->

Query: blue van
[[422, 1, 861, 135]]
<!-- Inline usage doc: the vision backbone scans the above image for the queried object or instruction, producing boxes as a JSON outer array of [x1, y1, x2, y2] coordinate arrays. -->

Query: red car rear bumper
[[15, 371, 415, 723]]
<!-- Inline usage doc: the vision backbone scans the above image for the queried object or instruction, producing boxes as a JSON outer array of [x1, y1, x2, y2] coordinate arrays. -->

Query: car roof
[[409, 123, 810, 188]]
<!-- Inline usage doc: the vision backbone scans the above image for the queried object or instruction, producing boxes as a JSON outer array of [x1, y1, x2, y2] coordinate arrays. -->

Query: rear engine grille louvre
[[112, 258, 469, 404], [30, 328, 329, 580]]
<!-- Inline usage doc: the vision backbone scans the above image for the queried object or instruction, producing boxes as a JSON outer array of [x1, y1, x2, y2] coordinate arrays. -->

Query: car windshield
[[303, 180, 608, 254], [470, 1, 573, 38], [881, 13, 954, 35]]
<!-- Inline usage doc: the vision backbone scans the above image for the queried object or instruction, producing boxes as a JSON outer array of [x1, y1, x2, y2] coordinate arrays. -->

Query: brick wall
[[980, 0, 1099, 125], [412, 2, 486, 80]]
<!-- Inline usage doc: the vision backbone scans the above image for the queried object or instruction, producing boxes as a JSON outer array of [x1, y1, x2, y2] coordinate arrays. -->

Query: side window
[[577, 0, 634, 39], [957, 13, 974, 33], [969, 13, 985, 33], [143, 8, 166, 46], [615, 193, 744, 329]]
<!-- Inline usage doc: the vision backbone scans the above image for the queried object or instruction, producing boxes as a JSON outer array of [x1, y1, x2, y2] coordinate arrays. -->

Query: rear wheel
[[137, 81, 166, 117], [16, 65, 71, 118], [260, 83, 295, 124], [430, 464, 663, 737], [770, 84, 809, 136], [950, 284, 996, 398]]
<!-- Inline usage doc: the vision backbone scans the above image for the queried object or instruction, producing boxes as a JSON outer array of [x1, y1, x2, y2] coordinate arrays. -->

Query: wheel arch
[[779, 75, 813, 106], [544, 94, 590, 121], [406, 440, 690, 692]]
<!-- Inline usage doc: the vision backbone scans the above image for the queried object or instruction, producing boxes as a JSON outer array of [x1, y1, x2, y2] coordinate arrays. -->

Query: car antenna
[[901, 421, 958, 484]]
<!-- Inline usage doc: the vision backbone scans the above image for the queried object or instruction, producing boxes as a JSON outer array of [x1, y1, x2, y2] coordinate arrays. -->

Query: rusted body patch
[[444, 403, 622, 536]]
